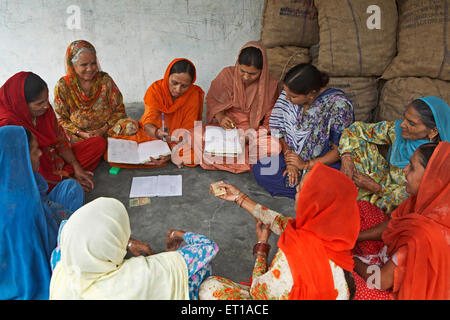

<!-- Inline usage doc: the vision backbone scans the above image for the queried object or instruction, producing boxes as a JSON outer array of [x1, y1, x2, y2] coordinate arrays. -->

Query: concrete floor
[[85, 103, 295, 283]]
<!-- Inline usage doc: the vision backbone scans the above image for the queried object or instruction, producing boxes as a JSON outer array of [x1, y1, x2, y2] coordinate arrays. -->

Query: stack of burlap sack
[[261, 0, 449, 122]]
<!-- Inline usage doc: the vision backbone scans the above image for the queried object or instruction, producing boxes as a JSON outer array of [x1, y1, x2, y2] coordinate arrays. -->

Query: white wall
[[0, 0, 264, 103]]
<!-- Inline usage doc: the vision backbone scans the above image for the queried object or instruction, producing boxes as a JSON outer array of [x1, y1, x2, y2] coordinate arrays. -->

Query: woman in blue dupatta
[[338, 96, 450, 214], [0, 125, 84, 300], [252, 63, 354, 199]]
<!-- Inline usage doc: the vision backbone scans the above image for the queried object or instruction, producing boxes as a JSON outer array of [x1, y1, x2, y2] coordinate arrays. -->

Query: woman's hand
[[88, 124, 108, 138], [166, 229, 186, 251], [72, 163, 94, 192], [128, 238, 154, 257], [77, 130, 91, 140], [216, 182, 242, 202], [143, 154, 171, 166], [340, 154, 356, 180], [216, 112, 235, 130], [255, 221, 272, 243], [282, 164, 300, 187], [352, 171, 382, 194], [284, 151, 307, 170]]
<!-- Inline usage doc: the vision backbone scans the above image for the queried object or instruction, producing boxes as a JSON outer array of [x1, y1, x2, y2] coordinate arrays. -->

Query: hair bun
[[320, 72, 329, 87]]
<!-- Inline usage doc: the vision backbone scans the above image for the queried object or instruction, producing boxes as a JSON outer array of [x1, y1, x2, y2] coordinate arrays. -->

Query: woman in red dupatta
[[109, 58, 204, 168], [199, 163, 360, 300], [179, 41, 281, 173], [0, 72, 105, 191], [353, 142, 449, 300]]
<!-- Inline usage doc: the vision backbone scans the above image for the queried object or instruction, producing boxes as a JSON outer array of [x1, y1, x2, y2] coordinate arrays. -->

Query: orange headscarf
[[140, 58, 204, 137], [277, 163, 360, 300], [382, 142, 450, 300], [206, 41, 279, 130]]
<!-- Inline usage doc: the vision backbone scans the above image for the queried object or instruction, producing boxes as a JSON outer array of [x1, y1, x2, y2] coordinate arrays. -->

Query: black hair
[[283, 63, 329, 95], [410, 99, 440, 142], [169, 60, 195, 82], [416, 142, 438, 169], [238, 47, 263, 70], [24, 73, 48, 104], [24, 127, 33, 149]]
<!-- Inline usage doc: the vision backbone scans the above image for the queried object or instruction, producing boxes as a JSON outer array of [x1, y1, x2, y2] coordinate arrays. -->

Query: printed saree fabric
[[270, 88, 354, 161], [382, 141, 450, 300], [54, 40, 136, 143]]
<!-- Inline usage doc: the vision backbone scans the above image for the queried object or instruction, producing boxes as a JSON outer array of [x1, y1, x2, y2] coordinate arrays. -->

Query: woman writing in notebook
[[111, 58, 204, 168], [176, 41, 281, 173]]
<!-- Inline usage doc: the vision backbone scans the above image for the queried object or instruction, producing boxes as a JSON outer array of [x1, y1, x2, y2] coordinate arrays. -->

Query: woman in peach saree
[[174, 41, 281, 173]]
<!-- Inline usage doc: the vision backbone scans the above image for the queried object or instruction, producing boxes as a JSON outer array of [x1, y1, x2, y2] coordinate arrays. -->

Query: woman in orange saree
[[109, 58, 204, 169], [175, 41, 281, 173], [352, 142, 449, 300]]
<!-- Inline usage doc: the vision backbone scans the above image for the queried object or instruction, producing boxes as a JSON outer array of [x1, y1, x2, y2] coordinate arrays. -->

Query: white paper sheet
[[129, 175, 182, 198], [204, 126, 243, 156], [108, 138, 171, 164]]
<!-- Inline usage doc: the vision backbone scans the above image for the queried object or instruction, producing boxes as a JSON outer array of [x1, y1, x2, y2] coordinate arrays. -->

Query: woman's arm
[[358, 220, 390, 242], [305, 143, 341, 170], [353, 257, 395, 291], [338, 121, 396, 155], [252, 221, 272, 278], [216, 183, 292, 235]]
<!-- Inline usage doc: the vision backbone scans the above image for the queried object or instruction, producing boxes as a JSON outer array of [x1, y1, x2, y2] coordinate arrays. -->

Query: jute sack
[[382, 0, 450, 81], [377, 77, 450, 121], [315, 0, 397, 76], [260, 0, 319, 48], [328, 77, 379, 122], [266, 46, 311, 81]]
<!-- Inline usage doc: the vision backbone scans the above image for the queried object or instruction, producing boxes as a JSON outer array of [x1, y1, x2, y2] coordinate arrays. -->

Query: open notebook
[[129, 175, 182, 198], [204, 126, 243, 156], [107, 138, 171, 164]]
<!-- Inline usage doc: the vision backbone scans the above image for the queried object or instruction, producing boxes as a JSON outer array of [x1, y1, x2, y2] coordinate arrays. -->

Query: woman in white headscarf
[[49, 197, 218, 300]]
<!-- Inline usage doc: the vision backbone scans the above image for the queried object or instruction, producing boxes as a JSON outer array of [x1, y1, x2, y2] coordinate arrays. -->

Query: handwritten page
[[204, 126, 243, 156], [108, 138, 171, 164], [129, 175, 182, 198]]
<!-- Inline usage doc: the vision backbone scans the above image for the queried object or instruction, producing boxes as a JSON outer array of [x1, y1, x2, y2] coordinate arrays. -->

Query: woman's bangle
[[233, 192, 243, 203], [253, 242, 271, 258], [127, 239, 133, 249], [341, 152, 352, 158], [238, 194, 249, 207]]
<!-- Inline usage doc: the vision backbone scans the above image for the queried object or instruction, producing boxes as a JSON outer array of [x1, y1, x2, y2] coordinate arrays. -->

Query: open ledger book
[[107, 138, 171, 164], [129, 175, 182, 198], [204, 126, 243, 156]]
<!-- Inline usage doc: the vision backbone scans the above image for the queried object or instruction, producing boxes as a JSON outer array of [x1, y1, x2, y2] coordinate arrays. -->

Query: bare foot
[[166, 229, 184, 251]]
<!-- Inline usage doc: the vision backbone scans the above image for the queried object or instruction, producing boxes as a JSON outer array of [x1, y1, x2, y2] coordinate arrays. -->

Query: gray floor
[[85, 103, 295, 283]]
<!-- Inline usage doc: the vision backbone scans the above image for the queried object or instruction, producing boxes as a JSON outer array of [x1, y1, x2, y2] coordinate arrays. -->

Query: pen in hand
[[161, 112, 166, 142]]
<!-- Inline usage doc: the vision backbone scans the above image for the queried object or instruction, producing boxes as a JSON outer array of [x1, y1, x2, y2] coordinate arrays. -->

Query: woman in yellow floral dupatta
[[54, 40, 138, 144]]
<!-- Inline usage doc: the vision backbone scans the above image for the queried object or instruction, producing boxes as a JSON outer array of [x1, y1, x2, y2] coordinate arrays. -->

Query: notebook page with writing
[[129, 176, 159, 198], [137, 140, 172, 163], [156, 175, 182, 197], [204, 126, 242, 156], [107, 138, 140, 164], [129, 175, 182, 198]]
